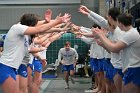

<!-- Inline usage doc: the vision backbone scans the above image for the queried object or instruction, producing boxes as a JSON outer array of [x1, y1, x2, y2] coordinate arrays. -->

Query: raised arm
[[24, 13, 71, 35], [79, 5, 108, 29]]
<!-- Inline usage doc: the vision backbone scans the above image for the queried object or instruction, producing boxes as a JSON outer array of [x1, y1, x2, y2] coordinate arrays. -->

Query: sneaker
[[85, 74, 89, 78], [84, 90, 94, 92], [65, 86, 70, 89], [70, 76, 75, 84]]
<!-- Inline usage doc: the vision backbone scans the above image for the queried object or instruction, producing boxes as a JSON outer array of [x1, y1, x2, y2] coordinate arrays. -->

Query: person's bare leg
[[16, 75, 19, 93], [84, 65, 89, 77], [19, 75, 28, 93], [64, 71, 69, 88], [94, 72, 102, 92], [123, 82, 140, 93], [70, 70, 75, 84], [113, 73, 122, 93], [2, 76, 19, 93], [100, 72, 106, 93], [105, 78, 110, 93], [110, 81, 116, 93], [27, 66, 33, 93], [94, 74, 98, 89], [31, 71, 42, 93]]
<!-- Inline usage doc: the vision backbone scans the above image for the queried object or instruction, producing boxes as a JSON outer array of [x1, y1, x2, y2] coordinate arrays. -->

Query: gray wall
[[0, 0, 99, 32]]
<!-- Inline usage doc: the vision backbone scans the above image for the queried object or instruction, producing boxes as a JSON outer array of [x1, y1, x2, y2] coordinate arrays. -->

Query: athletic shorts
[[33, 59, 42, 72], [123, 67, 140, 86], [0, 63, 17, 84], [103, 58, 114, 82], [103, 58, 110, 71], [62, 64, 74, 72], [90, 58, 94, 70], [90, 58, 99, 73], [98, 59, 104, 72], [113, 68, 124, 78], [18, 64, 28, 78]]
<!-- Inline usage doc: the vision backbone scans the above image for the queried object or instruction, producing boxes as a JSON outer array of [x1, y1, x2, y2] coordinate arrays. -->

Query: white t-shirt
[[80, 36, 104, 59], [22, 52, 30, 65], [28, 42, 34, 64], [119, 27, 140, 71], [109, 27, 125, 69], [22, 35, 31, 65], [29, 53, 34, 64], [0, 23, 28, 69], [104, 32, 111, 59], [58, 48, 78, 65]]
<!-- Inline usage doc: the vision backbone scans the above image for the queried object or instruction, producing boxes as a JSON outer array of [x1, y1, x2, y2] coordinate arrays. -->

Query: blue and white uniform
[[0, 23, 28, 84], [119, 27, 140, 86], [32, 47, 47, 73], [88, 11, 124, 79], [18, 35, 31, 78], [58, 47, 78, 71]]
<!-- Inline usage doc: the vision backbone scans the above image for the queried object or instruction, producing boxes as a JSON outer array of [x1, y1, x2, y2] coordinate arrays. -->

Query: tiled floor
[[0, 77, 91, 93], [40, 77, 91, 93]]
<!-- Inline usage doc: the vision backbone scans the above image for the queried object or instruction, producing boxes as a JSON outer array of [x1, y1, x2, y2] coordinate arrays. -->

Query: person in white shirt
[[74, 24, 105, 92], [79, 6, 123, 93], [94, 13, 140, 93], [58, 41, 78, 89], [0, 12, 71, 93]]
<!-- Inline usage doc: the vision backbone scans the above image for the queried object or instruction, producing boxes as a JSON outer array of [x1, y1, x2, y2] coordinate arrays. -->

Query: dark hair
[[65, 41, 71, 46], [117, 13, 133, 26], [108, 7, 120, 21], [20, 13, 40, 26], [91, 24, 101, 29], [135, 18, 140, 33]]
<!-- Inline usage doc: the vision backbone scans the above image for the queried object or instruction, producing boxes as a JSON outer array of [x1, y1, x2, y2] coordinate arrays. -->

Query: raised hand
[[61, 22, 72, 32], [44, 9, 52, 23], [71, 24, 80, 31], [76, 34, 83, 38], [92, 28, 105, 39], [55, 13, 71, 23], [79, 5, 90, 15], [62, 13, 71, 23]]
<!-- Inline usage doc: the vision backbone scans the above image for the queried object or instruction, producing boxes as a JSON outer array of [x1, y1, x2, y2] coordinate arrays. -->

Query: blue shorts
[[90, 58, 99, 73], [113, 68, 124, 78], [90, 58, 94, 70], [18, 64, 28, 78], [98, 59, 104, 72], [103, 58, 110, 71], [33, 59, 42, 72], [0, 63, 17, 84], [62, 64, 74, 72], [103, 58, 114, 82], [123, 67, 140, 86]]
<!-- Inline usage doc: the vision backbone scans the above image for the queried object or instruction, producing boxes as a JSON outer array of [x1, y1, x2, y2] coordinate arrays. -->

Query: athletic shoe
[[84, 90, 95, 92], [65, 86, 70, 89]]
